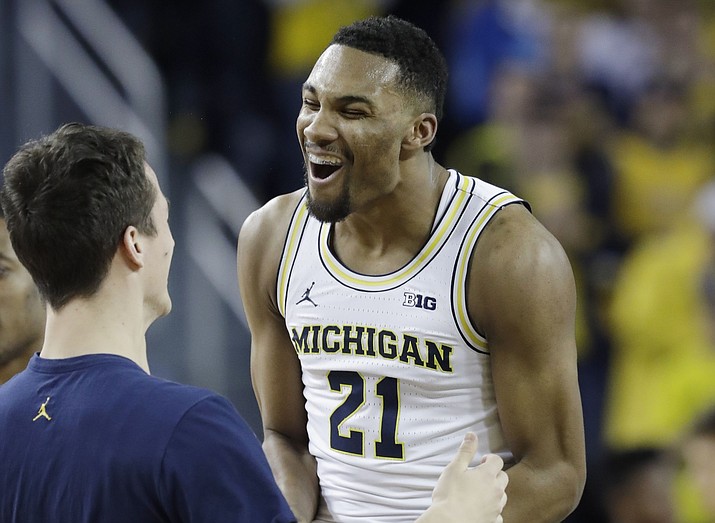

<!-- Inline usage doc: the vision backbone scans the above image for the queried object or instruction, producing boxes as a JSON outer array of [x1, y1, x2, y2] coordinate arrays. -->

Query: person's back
[[0, 352, 291, 523], [0, 123, 295, 523]]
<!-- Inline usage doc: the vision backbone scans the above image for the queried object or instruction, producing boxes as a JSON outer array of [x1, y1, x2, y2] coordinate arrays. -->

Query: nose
[[301, 107, 338, 144]]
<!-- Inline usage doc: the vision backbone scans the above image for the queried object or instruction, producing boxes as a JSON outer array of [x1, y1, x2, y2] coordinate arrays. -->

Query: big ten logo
[[402, 292, 437, 311]]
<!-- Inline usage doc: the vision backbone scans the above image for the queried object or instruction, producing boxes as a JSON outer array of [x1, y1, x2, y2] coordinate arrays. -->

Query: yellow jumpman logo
[[32, 396, 52, 422]]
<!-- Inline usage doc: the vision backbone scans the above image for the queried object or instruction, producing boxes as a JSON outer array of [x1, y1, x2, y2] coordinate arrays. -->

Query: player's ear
[[121, 226, 144, 269], [402, 113, 438, 151]]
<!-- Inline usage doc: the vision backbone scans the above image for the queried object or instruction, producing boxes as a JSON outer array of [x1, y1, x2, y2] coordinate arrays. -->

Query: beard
[[303, 166, 351, 223]]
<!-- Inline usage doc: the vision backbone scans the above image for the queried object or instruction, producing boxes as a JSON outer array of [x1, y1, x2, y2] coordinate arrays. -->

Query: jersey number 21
[[328, 370, 404, 460]]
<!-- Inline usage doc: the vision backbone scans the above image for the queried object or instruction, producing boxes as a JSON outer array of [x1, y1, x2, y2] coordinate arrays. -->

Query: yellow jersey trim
[[318, 175, 474, 291], [277, 194, 311, 317], [453, 193, 524, 352]]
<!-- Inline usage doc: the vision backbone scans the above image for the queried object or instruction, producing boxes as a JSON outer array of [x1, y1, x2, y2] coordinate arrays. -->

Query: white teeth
[[307, 153, 342, 166]]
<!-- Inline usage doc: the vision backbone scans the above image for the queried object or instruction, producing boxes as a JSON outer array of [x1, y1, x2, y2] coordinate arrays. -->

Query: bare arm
[[237, 193, 320, 523], [470, 204, 586, 522]]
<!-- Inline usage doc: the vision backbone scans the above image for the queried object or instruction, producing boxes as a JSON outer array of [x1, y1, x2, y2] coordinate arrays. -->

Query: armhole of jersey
[[452, 196, 526, 354], [276, 194, 311, 318]]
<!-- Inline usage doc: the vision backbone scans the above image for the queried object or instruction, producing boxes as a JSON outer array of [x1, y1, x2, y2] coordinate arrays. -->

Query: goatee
[[303, 167, 351, 223]]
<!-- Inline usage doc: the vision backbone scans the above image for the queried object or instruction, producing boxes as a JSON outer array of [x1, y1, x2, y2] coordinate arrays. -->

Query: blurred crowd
[[105, 0, 715, 521]]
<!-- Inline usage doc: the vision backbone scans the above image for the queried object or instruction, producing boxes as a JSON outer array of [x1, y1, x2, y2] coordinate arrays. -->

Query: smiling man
[[238, 15, 585, 523], [1, 122, 508, 523]]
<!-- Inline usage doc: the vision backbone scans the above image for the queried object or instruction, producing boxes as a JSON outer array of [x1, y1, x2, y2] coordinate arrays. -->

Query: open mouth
[[311, 162, 341, 179], [307, 153, 343, 180]]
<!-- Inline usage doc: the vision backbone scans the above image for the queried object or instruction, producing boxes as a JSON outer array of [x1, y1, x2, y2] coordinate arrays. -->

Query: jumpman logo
[[296, 282, 318, 307], [32, 396, 52, 422]]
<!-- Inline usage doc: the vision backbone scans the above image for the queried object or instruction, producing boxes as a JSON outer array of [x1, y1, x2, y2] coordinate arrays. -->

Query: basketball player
[[0, 123, 294, 522], [238, 15, 586, 523], [0, 123, 508, 523], [0, 207, 45, 384]]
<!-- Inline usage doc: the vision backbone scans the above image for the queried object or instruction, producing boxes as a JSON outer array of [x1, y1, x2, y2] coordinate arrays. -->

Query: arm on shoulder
[[470, 204, 586, 522], [237, 191, 320, 522]]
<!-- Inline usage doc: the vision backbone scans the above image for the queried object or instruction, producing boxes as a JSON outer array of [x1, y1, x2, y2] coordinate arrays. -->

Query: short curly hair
[[330, 16, 448, 150]]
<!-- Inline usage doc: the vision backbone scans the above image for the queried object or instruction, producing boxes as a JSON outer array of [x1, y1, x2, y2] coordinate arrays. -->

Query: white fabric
[[279, 170, 522, 522]]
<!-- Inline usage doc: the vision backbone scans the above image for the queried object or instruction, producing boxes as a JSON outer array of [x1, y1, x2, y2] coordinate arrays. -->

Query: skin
[[0, 218, 46, 384], [40, 164, 174, 373], [238, 44, 585, 522]]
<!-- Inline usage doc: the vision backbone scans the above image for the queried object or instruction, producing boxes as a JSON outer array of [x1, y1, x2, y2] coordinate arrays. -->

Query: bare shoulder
[[237, 189, 305, 306], [239, 190, 304, 263], [469, 203, 576, 340], [476, 203, 572, 278]]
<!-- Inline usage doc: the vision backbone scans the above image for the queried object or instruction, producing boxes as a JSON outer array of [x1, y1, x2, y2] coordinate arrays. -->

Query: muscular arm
[[470, 204, 586, 522], [237, 193, 320, 523]]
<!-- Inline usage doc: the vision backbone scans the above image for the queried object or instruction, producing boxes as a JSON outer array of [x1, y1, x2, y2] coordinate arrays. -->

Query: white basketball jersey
[[277, 170, 524, 522]]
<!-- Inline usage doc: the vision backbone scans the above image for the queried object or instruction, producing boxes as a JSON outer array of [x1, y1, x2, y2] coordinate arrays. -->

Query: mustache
[[303, 142, 343, 155], [303, 142, 353, 165]]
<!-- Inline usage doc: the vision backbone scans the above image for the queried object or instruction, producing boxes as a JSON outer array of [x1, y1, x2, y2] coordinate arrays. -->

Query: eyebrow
[[302, 83, 375, 108]]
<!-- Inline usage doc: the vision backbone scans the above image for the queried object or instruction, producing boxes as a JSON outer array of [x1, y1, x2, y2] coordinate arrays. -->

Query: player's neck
[[333, 159, 449, 274]]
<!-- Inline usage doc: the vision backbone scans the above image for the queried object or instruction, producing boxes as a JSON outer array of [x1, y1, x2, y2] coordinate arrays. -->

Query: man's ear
[[121, 226, 144, 269], [402, 113, 438, 150]]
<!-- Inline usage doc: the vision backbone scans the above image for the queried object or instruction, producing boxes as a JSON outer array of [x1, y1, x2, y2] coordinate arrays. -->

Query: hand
[[417, 432, 508, 523]]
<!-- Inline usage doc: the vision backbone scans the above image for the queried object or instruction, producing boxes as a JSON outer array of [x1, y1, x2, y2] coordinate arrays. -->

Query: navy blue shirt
[[0, 354, 295, 523]]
